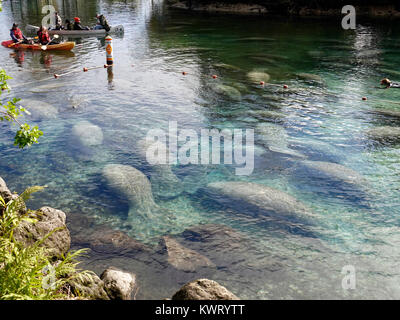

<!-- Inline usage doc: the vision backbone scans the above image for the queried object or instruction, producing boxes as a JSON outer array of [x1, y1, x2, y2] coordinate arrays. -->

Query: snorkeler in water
[[381, 78, 400, 89]]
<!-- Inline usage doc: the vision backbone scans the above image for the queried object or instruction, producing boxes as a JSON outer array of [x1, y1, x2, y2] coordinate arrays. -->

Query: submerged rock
[[172, 279, 239, 300], [71, 120, 103, 147], [160, 236, 215, 272], [100, 267, 137, 300], [14, 206, 71, 259], [367, 126, 400, 144], [103, 164, 158, 219], [19, 99, 58, 120], [137, 139, 183, 198], [206, 181, 314, 221]]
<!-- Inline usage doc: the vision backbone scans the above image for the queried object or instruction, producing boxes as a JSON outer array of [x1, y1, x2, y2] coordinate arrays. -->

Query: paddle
[[8, 39, 22, 48], [41, 34, 59, 51]]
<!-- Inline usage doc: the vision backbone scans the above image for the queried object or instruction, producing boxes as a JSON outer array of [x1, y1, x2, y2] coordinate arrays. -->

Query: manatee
[[213, 84, 241, 100], [250, 109, 286, 121], [19, 99, 58, 120], [103, 164, 157, 218], [256, 122, 288, 149], [137, 139, 183, 198], [247, 70, 270, 83], [298, 161, 367, 187], [372, 109, 400, 119], [206, 181, 315, 222], [29, 82, 67, 93], [296, 73, 324, 84], [367, 126, 400, 144], [71, 121, 103, 147]]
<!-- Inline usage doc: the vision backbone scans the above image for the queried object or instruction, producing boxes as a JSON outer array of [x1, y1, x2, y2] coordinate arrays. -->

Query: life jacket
[[37, 30, 50, 44], [11, 28, 23, 39]]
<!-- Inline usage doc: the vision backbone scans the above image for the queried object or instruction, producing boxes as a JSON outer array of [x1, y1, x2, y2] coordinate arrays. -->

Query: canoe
[[26, 24, 124, 36], [1, 40, 75, 51]]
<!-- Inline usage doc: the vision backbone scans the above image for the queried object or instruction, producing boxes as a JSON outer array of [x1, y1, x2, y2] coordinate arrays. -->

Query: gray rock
[[80, 227, 149, 255], [0, 176, 14, 203], [206, 181, 314, 221], [68, 273, 109, 300], [14, 206, 70, 258], [100, 267, 137, 300], [160, 236, 215, 272], [172, 279, 239, 300]]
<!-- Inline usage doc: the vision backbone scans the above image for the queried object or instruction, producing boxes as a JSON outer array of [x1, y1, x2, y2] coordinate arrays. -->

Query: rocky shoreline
[[0, 176, 239, 300], [167, 1, 400, 18]]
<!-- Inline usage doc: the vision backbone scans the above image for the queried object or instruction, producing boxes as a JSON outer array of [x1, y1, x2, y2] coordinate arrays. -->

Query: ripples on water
[[1, 0, 400, 299]]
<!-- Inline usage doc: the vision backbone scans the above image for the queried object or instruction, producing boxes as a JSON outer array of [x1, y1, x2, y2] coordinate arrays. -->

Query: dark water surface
[[1, 0, 400, 299]]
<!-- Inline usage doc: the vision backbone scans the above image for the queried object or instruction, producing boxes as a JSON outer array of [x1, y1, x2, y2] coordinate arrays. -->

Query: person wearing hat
[[73, 17, 89, 30], [10, 23, 30, 44], [94, 14, 111, 32], [380, 78, 400, 89]]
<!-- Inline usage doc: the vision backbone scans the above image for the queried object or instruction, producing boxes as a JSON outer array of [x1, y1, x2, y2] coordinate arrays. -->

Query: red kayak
[[1, 40, 75, 51]]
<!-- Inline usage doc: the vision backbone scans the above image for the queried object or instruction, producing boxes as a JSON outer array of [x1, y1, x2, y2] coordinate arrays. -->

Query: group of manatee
[[20, 71, 400, 240]]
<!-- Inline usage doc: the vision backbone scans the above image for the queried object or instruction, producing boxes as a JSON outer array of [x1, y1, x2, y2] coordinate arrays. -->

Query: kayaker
[[10, 23, 30, 44], [55, 12, 63, 30], [380, 78, 400, 89], [37, 26, 55, 45], [73, 17, 89, 30], [94, 14, 111, 32], [65, 19, 73, 31]]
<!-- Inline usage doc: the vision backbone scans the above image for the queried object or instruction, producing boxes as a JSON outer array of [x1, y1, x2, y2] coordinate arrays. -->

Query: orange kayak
[[1, 40, 75, 51]]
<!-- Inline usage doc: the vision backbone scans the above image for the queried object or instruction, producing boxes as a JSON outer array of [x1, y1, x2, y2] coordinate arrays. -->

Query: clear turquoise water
[[1, 0, 400, 299]]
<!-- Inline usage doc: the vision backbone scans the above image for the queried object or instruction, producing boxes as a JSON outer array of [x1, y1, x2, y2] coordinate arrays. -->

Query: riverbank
[[0, 176, 239, 300], [167, 1, 400, 17]]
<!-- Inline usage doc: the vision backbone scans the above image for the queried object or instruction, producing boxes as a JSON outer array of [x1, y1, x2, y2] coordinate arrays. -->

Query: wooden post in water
[[105, 36, 113, 66]]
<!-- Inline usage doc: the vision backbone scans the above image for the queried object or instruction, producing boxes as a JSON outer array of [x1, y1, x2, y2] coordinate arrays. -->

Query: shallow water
[[1, 0, 400, 299]]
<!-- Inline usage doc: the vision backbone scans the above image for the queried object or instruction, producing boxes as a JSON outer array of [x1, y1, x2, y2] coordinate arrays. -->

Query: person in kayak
[[94, 14, 111, 32], [54, 12, 63, 30], [37, 26, 58, 45], [73, 17, 89, 30], [380, 78, 400, 89], [10, 23, 31, 44], [65, 19, 73, 30]]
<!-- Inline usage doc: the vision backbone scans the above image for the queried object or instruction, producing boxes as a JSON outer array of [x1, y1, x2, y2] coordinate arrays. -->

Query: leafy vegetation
[[0, 187, 93, 300], [0, 70, 43, 148]]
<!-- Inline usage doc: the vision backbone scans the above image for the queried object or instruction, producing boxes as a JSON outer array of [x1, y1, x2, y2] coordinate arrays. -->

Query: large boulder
[[160, 236, 215, 272], [68, 273, 109, 300], [206, 181, 314, 222], [0, 176, 15, 203], [74, 227, 149, 256], [100, 267, 137, 300], [172, 279, 239, 300], [13, 206, 71, 258]]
